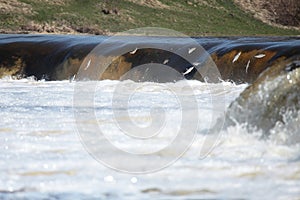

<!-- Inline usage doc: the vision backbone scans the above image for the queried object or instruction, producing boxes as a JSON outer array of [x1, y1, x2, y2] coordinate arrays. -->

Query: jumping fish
[[84, 59, 91, 70], [183, 66, 195, 75], [232, 52, 242, 63], [245, 60, 251, 73], [254, 54, 266, 58], [188, 47, 196, 54], [130, 48, 138, 54]]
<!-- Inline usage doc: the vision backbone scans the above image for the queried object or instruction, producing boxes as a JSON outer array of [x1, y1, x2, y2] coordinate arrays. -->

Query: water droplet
[[131, 177, 138, 184], [104, 175, 114, 182]]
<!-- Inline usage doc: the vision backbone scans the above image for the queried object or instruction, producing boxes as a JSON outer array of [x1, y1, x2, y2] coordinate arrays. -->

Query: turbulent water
[[0, 77, 299, 199]]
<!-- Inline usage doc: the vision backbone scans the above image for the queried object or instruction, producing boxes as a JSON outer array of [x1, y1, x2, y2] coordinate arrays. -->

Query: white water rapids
[[0, 78, 299, 199]]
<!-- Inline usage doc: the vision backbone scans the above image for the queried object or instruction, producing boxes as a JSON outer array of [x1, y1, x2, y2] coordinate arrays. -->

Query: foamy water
[[0, 78, 299, 199]]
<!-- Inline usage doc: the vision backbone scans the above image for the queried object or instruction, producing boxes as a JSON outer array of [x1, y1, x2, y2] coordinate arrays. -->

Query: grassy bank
[[0, 0, 299, 36]]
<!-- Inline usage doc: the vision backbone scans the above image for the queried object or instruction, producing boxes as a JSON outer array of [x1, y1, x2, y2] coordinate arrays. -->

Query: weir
[[1, 34, 299, 83]]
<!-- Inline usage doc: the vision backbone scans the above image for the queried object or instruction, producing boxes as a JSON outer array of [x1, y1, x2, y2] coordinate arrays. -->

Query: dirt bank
[[234, 0, 300, 30]]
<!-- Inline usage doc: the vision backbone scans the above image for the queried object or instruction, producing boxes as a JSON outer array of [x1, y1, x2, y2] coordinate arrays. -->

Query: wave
[[225, 56, 300, 141]]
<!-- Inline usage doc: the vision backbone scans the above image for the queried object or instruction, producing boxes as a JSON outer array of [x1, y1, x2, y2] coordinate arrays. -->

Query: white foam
[[0, 79, 299, 199]]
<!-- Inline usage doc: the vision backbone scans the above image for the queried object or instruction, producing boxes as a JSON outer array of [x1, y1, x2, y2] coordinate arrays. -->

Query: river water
[[0, 34, 300, 199], [0, 77, 299, 199]]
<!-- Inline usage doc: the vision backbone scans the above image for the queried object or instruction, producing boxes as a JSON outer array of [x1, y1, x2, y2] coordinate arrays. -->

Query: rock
[[101, 8, 120, 15], [102, 8, 110, 15]]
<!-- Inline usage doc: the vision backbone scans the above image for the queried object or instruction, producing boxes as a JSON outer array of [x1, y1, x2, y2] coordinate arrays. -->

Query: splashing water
[[0, 77, 299, 199]]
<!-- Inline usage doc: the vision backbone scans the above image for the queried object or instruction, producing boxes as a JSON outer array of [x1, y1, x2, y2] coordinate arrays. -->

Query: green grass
[[2, 0, 299, 36]]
